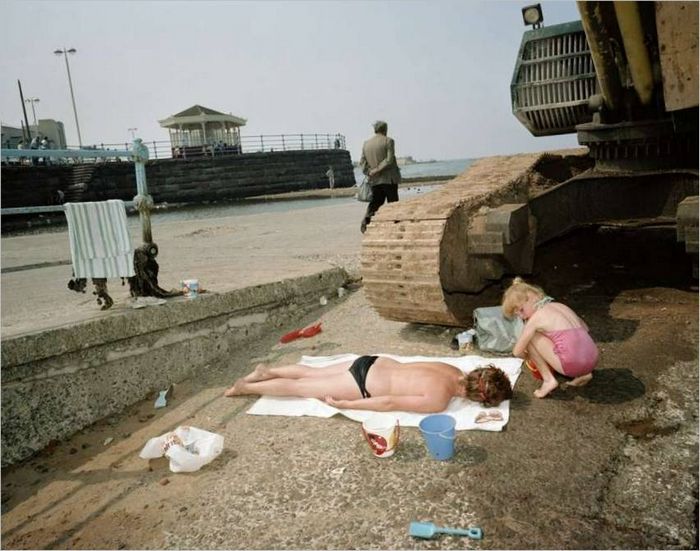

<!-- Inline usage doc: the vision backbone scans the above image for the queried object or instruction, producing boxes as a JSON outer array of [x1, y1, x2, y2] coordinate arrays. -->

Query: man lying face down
[[225, 356, 513, 413]]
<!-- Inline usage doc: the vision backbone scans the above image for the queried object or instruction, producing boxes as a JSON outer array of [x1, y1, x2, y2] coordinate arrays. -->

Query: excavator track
[[360, 149, 590, 326]]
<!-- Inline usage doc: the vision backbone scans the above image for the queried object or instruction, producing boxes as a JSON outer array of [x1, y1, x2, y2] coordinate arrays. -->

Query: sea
[[353, 158, 473, 183], [145, 157, 475, 223], [5, 158, 475, 233]]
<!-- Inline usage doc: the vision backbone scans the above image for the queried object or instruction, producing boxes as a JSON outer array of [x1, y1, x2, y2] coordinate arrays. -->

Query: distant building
[[396, 156, 417, 166], [1, 124, 24, 148], [159, 104, 247, 157], [34, 119, 67, 149]]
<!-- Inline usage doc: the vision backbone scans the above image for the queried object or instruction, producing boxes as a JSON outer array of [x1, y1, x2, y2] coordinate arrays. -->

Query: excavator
[[361, 1, 698, 326]]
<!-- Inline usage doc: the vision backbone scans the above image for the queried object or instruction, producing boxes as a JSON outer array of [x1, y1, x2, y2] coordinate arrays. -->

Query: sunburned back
[[535, 302, 586, 332], [365, 358, 460, 400]]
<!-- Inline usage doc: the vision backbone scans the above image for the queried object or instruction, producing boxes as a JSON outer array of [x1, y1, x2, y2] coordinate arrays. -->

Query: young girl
[[502, 278, 598, 398]]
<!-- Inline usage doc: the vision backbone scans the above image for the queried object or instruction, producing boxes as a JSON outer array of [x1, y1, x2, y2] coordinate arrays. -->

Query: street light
[[24, 97, 40, 138], [128, 127, 138, 140], [54, 47, 83, 148]]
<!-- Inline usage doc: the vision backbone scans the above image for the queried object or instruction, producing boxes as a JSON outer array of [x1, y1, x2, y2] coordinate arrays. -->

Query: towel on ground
[[64, 200, 135, 278], [247, 354, 522, 431]]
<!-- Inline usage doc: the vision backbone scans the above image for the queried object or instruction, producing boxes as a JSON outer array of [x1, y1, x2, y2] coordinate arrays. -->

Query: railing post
[[131, 138, 153, 245], [281, 134, 286, 151], [260, 135, 264, 152], [153, 140, 158, 159], [315, 133, 318, 149], [300, 134, 304, 150]]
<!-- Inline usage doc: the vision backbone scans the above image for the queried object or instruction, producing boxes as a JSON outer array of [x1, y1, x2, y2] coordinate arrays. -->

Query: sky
[[1, 0, 582, 162]]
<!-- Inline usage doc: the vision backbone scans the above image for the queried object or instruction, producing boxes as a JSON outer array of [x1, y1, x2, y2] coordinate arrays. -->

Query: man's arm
[[369, 138, 395, 176], [324, 393, 447, 413], [359, 147, 370, 175]]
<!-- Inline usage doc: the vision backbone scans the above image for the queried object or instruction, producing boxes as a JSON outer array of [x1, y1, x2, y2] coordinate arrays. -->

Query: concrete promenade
[[1, 188, 698, 549], [1, 191, 365, 338]]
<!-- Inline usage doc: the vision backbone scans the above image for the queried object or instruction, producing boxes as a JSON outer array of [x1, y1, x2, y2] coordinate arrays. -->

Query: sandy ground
[[1, 190, 698, 549]]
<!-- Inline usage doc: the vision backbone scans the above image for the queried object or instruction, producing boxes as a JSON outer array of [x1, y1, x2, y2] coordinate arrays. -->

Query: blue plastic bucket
[[419, 414, 456, 460]]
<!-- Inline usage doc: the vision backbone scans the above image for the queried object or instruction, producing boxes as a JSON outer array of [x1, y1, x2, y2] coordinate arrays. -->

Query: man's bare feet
[[534, 378, 558, 398], [224, 379, 248, 397], [564, 373, 593, 388], [243, 363, 272, 383]]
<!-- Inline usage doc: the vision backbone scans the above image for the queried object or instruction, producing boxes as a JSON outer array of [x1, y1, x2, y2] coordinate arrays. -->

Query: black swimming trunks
[[348, 355, 378, 398]]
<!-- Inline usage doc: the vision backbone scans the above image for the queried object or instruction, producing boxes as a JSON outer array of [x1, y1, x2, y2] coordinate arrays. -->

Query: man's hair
[[461, 365, 513, 407], [501, 276, 546, 318], [373, 120, 388, 134]]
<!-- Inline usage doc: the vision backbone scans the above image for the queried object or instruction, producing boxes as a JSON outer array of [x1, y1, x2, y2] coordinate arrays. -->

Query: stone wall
[[0, 268, 348, 466], [1, 149, 354, 209]]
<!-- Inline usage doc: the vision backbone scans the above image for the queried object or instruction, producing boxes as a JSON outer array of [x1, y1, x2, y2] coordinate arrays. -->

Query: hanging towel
[[64, 200, 135, 278]]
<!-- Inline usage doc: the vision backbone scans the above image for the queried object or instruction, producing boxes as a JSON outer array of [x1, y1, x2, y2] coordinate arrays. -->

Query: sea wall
[[0, 267, 348, 466], [1, 149, 355, 208]]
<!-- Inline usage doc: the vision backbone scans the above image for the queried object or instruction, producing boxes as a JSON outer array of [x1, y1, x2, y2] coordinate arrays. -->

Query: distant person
[[40, 136, 49, 165], [30, 136, 40, 165], [359, 120, 401, 233], [224, 356, 513, 412], [501, 277, 599, 398], [325, 165, 335, 189], [16, 139, 26, 165], [334, 136, 341, 149]]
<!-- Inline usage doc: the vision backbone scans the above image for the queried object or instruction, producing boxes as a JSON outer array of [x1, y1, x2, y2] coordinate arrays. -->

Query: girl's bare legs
[[225, 370, 360, 400], [242, 359, 354, 383], [527, 333, 564, 398]]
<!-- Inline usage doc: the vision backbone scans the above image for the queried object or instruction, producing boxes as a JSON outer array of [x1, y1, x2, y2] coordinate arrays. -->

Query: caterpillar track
[[360, 150, 591, 327]]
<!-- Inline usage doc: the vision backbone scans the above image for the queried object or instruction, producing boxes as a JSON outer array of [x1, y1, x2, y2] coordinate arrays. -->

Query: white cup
[[180, 279, 199, 299], [361, 413, 400, 458]]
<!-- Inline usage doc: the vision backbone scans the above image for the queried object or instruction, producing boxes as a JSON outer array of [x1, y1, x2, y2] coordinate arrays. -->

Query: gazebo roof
[[158, 104, 247, 128]]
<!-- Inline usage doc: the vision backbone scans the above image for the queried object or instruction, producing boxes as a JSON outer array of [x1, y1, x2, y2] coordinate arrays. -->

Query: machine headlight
[[522, 3, 544, 27]]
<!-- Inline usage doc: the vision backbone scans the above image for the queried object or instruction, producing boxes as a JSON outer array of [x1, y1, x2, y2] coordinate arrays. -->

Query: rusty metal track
[[360, 151, 580, 326]]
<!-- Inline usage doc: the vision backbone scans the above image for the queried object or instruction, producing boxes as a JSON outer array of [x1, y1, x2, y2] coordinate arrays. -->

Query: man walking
[[359, 120, 401, 233]]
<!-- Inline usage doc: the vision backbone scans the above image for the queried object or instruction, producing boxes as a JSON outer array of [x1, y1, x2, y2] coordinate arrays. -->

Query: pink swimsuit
[[544, 327, 599, 378]]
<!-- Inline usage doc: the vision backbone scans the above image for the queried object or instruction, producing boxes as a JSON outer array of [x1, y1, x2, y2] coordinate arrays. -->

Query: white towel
[[64, 200, 135, 278], [247, 354, 522, 431]]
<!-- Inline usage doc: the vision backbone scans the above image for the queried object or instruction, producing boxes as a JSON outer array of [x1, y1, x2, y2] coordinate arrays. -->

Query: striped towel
[[64, 200, 135, 278]]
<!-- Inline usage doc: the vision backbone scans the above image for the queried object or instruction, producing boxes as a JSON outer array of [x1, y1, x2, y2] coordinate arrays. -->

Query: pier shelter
[[158, 104, 247, 158]]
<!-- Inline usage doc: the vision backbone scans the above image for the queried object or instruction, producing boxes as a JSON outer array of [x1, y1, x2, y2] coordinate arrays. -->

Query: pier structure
[[158, 104, 246, 159]]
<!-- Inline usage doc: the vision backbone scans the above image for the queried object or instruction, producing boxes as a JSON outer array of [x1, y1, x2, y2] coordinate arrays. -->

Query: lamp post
[[128, 127, 138, 140], [24, 97, 40, 138], [54, 47, 83, 148]]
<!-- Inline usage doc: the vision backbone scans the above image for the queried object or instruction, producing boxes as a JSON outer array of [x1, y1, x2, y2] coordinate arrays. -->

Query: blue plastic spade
[[409, 521, 483, 540]]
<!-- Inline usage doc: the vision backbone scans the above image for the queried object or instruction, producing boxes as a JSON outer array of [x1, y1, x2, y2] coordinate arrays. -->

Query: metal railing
[[1, 141, 151, 231], [2, 133, 346, 164]]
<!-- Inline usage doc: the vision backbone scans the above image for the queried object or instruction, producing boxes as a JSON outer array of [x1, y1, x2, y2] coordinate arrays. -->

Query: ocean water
[[140, 183, 443, 224], [353, 157, 473, 183]]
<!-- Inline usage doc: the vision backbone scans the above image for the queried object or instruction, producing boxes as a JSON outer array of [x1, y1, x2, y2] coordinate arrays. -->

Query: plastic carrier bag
[[139, 426, 224, 473], [356, 177, 373, 202], [473, 306, 524, 353]]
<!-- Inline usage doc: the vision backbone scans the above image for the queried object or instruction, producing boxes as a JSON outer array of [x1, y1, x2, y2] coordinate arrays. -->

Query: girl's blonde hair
[[501, 277, 546, 318]]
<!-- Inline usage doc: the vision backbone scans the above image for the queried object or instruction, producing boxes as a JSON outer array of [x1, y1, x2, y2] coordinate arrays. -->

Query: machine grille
[[511, 21, 597, 136]]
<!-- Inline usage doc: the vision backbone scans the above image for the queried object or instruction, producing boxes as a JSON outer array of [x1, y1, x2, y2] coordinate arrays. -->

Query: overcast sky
[[1, 0, 582, 161]]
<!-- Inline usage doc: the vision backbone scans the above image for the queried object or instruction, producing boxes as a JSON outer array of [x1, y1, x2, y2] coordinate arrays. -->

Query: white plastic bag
[[139, 426, 224, 473], [356, 177, 373, 202], [473, 306, 524, 353]]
